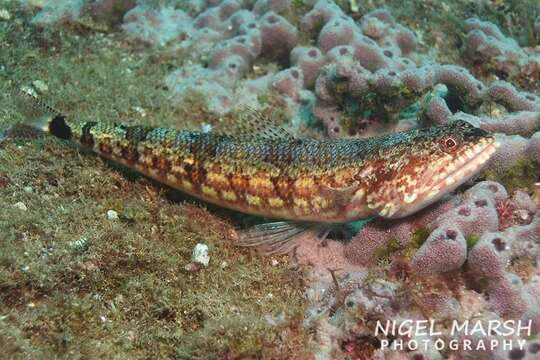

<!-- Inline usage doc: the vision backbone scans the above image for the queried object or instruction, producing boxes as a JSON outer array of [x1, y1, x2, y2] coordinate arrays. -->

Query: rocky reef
[[1, 0, 539, 358]]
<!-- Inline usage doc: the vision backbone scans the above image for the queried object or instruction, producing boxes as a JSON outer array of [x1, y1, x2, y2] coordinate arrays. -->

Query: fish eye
[[440, 136, 460, 153]]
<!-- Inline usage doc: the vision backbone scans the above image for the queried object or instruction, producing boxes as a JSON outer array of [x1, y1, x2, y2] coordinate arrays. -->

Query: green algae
[[409, 226, 430, 249], [484, 157, 539, 194], [372, 226, 431, 265], [373, 237, 401, 266], [465, 234, 481, 249], [0, 3, 311, 358]]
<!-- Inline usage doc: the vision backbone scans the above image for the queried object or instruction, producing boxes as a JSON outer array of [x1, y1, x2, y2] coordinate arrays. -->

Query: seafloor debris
[[12, 201, 28, 211]]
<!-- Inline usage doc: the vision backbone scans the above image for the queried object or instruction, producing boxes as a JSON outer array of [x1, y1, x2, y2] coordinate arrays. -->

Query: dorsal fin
[[217, 105, 297, 141]]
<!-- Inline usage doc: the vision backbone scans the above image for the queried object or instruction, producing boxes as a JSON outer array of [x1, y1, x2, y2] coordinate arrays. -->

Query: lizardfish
[[15, 90, 498, 253]]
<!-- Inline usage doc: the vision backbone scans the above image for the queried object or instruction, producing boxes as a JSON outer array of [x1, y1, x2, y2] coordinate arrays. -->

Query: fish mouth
[[393, 137, 499, 218], [427, 137, 499, 197]]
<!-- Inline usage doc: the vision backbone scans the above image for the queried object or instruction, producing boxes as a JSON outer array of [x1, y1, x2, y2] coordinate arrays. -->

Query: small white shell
[[192, 243, 209, 267], [106, 210, 119, 220]]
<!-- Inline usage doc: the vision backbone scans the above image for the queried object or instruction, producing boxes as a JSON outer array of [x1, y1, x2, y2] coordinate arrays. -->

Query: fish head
[[372, 120, 498, 219]]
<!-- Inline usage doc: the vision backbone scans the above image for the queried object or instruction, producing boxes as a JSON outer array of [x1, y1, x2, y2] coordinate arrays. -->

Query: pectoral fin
[[236, 221, 313, 255], [236, 221, 336, 255]]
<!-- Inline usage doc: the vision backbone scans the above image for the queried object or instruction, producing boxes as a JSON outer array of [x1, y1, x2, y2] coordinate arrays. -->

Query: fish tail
[[12, 87, 72, 137]]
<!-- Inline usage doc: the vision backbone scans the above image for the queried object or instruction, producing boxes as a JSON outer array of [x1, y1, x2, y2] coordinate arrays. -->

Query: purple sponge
[[487, 81, 540, 112], [467, 231, 512, 280], [433, 65, 485, 104], [290, 46, 326, 88], [208, 34, 261, 71], [465, 181, 509, 203], [360, 9, 416, 56], [271, 67, 304, 100], [259, 12, 299, 58], [318, 17, 358, 53], [430, 194, 499, 237], [253, 0, 289, 16], [411, 226, 467, 274], [351, 37, 391, 71], [300, 0, 344, 33], [485, 134, 530, 175], [463, 17, 539, 80], [487, 273, 529, 319]]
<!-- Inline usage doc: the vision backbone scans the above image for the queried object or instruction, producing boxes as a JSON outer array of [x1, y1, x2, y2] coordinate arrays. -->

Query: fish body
[[17, 91, 498, 225]]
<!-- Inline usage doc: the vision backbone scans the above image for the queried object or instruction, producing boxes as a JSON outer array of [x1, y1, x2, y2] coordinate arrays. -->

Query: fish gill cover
[[0, 0, 539, 359]]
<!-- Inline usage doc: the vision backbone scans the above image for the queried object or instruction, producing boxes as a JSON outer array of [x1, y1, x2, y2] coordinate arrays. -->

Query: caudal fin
[[12, 87, 63, 133], [12, 86, 74, 140]]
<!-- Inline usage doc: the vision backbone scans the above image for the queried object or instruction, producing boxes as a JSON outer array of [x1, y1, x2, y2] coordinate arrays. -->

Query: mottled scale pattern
[[74, 121, 373, 221], [44, 111, 495, 223]]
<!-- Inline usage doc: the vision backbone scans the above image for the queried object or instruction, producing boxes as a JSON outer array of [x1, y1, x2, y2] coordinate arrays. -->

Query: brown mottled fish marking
[[72, 121, 357, 221], [19, 88, 496, 226]]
